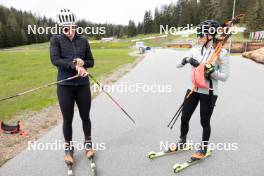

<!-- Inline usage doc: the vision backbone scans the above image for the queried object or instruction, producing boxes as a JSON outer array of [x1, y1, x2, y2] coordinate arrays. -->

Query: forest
[[0, 0, 264, 48]]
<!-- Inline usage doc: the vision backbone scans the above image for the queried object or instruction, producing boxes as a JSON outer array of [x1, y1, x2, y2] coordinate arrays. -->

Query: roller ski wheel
[[89, 157, 96, 176], [148, 151, 157, 159], [84, 140, 96, 176], [173, 149, 213, 173], [66, 164, 73, 176], [173, 164, 182, 173], [148, 143, 193, 159]]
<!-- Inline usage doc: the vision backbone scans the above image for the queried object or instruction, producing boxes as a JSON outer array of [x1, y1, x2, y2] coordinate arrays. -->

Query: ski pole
[[167, 102, 184, 129], [0, 75, 79, 102], [88, 74, 136, 125]]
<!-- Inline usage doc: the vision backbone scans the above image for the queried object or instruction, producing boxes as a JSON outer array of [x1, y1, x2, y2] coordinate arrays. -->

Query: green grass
[[0, 42, 135, 121]]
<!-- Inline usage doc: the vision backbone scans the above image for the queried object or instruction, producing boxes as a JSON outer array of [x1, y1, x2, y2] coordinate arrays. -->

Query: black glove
[[204, 64, 215, 79], [181, 57, 199, 67], [181, 57, 189, 65], [189, 58, 200, 67]]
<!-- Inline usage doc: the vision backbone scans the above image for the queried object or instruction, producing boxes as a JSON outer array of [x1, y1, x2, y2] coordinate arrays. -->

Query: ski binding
[[173, 149, 213, 173]]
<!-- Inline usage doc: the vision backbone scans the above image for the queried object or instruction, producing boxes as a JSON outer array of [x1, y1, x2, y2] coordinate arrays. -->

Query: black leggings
[[57, 85, 92, 143], [180, 90, 217, 145]]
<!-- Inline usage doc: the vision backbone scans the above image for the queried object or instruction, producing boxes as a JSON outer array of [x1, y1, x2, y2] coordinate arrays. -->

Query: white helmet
[[56, 9, 77, 26]]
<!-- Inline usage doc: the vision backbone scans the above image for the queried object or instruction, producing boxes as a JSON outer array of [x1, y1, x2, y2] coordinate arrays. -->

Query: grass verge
[[0, 42, 135, 121]]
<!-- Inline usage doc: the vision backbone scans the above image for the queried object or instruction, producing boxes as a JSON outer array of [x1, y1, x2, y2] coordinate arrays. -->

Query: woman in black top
[[50, 9, 94, 164]]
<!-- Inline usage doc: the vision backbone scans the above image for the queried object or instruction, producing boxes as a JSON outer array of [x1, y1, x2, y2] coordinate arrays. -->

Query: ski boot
[[191, 144, 208, 161], [84, 140, 94, 159], [168, 136, 188, 152], [64, 144, 74, 176]]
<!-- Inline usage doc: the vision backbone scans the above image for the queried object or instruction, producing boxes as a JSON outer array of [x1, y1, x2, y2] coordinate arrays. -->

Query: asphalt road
[[1, 49, 263, 176]]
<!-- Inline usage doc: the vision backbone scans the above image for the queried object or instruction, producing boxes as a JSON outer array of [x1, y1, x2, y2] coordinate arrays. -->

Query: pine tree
[[198, 0, 209, 21], [207, 0, 220, 20], [178, 0, 192, 26], [0, 5, 8, 25], [0, 22, 5, 48], [154, 8, 161, 33], [20, 29, 28, 44], [189, 0, 200, 25], [219, 0, 233, 21], [143, 10, 154, 34], [127, 20, 137, 37], [246, 0, 264, 31], [170, 4, 181, 27], [137, 22, 144, 34]]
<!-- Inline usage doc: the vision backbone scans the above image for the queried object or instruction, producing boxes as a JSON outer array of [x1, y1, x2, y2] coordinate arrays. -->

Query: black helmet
[[197, 20, 220, 38]]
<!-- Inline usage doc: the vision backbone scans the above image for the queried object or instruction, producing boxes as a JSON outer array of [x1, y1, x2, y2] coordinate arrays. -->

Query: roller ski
[[84, 140, 96, 176], [173, 146, 212, 173], [64, 145, 74, 176], [148, 137, 193, 159]]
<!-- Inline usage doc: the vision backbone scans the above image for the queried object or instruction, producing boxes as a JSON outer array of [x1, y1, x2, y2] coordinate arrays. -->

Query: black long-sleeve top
[[50, 34, 94, 85]]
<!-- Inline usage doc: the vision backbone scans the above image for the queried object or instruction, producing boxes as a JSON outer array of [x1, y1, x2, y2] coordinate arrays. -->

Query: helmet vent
[[57, 9, 77, 26]]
